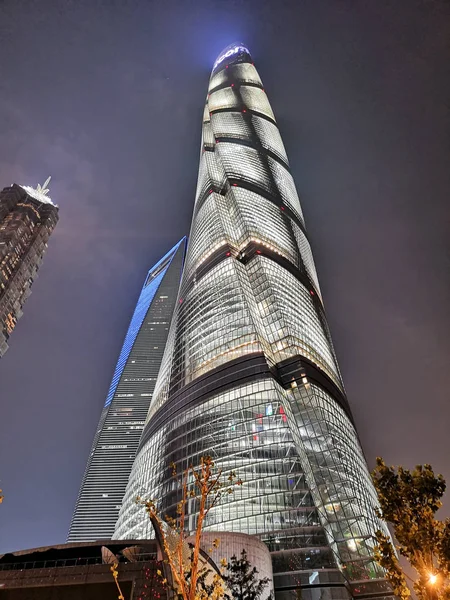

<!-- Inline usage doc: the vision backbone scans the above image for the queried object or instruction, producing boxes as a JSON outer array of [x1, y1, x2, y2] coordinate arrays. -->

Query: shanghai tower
[[114, 45, 392, 600]]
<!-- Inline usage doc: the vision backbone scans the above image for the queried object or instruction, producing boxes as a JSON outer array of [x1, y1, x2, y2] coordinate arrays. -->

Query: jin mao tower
[[114, 45, 392, 600], [0, 179, 58, 357]]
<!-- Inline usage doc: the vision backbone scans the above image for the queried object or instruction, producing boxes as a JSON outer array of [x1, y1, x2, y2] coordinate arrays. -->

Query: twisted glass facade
[[68, 239, 185, 542], [114, 45, 392, 600]]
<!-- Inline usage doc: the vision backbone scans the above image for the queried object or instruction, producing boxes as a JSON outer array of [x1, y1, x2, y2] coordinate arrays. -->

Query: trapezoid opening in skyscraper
[[113, 44, 393, 600]]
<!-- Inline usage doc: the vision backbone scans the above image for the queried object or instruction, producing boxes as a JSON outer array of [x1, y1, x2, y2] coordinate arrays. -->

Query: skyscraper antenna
[[35, 176, 51, 196]]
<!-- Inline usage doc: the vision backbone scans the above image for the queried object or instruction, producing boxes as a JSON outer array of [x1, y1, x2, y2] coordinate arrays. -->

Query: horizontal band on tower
[[193, 177, 306, 236], [207, 106, 278, 127], [139, 350, 353, 454]]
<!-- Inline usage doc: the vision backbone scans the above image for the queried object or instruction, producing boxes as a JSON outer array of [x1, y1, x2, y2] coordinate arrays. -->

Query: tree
[[371, 458, 450, 600], [222, 550, 270, 600], [110, 561, 125, 600], [138, 455, 242, 600]]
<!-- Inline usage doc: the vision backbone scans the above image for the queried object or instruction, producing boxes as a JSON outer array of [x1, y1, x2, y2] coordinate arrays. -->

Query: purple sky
[[0, 0, 449, 554]]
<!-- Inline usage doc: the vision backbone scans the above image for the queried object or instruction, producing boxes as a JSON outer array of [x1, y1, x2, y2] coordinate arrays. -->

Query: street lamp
[[427, 572, 439, 600]]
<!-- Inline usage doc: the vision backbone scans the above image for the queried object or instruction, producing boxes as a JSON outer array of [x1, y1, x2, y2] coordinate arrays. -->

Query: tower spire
[[36, 176, 51, 196]]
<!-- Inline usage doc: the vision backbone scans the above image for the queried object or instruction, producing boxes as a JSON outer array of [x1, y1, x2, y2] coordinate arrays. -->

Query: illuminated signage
[[213, 45, 249, 69]]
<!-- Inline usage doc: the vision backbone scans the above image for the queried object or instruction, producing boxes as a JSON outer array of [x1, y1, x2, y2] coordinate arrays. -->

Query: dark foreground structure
[[114, 44, 393, 600], [0, 540, 165, 599], [0, 533, 273, 600], [0, 180, 58, 357]]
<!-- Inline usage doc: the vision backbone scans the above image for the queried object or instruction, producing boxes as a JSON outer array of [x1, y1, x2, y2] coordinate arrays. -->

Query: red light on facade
[[226, 65, 229, 68], [232, 183, 237, 186], [179, 298, 183, 304], [280, 206, 285, 211], [310, 290, 315, 296], [226, 252, 231, 256], [256, 250, 262, 255], [242, 109, 247, 113], [231, 83, 235, 87]]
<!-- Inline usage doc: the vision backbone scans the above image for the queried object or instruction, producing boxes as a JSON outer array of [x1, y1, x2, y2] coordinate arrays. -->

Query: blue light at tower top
[[103, 237, 186, 408], [213, 43, 250, 70]]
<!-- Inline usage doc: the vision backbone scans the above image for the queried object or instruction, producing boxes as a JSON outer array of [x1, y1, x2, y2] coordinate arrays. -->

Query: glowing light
[[21, 176, 56, 206], [324, 502, 341, 513], [428, 574, 438, 585], [196, 240, 227, 267], [103, 239, 185, 408], [213, 45, 249, 70]]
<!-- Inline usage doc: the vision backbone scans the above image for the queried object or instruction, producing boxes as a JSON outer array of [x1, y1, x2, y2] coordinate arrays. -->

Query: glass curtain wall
[[68, 239, 185, 541], [114, 44, 393, 600]]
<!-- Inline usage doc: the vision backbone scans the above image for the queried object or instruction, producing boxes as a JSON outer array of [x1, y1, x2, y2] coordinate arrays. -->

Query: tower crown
[[20, 176, 57, 206], [212, 42, 251, 72]]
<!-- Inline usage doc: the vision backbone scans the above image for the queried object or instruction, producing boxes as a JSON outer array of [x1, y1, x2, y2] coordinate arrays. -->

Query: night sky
[[0, 0, 449, 554]]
